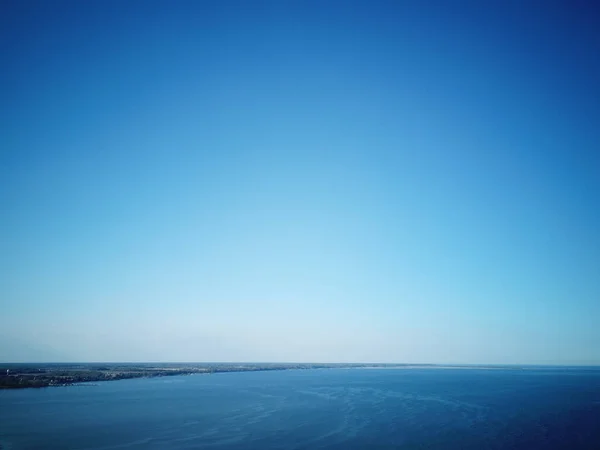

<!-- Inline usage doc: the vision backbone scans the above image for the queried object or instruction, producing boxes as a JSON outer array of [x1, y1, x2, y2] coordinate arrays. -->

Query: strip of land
[[0, 363, 435, 388]]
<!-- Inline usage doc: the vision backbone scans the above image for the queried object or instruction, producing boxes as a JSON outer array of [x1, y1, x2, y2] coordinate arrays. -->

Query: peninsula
[[0, 362, 437, 389]]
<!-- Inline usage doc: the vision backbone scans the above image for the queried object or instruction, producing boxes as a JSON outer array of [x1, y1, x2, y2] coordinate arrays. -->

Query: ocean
[[1, 367, 599, 449]]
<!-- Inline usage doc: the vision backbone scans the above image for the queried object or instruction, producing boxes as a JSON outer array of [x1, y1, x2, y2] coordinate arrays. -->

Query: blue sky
[[1, 0, 599, 364]]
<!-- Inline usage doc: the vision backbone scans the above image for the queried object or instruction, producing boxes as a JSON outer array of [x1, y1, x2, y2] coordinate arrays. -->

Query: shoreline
[[2, 363, 597, 390]]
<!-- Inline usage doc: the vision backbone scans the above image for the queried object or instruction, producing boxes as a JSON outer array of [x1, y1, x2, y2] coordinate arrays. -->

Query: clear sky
[[1, 0, 599, 364]]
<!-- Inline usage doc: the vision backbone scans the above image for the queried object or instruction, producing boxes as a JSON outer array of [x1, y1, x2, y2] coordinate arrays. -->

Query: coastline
[[2, 363, 597, 390]]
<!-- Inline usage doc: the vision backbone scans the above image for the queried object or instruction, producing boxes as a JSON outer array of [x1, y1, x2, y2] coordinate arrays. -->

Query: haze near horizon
[[1, 0, 599, 365]]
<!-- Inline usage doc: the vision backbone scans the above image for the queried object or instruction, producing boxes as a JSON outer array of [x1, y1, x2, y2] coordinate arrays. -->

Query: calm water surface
[[1, 367, 600, 449]]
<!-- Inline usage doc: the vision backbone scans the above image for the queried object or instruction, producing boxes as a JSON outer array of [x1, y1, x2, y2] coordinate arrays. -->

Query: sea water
[[1, 367, 599, 449]]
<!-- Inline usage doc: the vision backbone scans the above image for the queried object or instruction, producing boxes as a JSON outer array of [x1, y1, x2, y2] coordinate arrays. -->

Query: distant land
[[0, 363, 424, 389], [1, 362, 587, 389]]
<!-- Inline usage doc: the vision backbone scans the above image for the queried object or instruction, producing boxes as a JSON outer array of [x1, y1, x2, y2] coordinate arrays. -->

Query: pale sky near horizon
[[1, 1, 599, 364]]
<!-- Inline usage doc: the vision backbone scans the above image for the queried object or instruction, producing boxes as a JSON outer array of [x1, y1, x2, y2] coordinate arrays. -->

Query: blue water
[[1, 367, 600, 449]]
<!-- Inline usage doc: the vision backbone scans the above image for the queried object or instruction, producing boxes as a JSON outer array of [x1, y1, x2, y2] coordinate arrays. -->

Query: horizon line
[[2, 361, 599, 367]]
